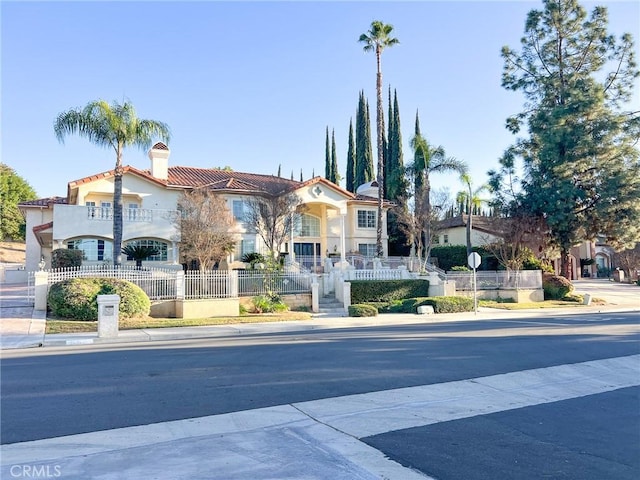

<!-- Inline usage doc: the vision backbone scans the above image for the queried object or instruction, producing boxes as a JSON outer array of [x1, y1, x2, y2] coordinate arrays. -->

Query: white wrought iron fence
[[184, 270, 238, 299], [237, 270, 313, 297], [45, 265, 178, 300], [446, 270, 542, 291]]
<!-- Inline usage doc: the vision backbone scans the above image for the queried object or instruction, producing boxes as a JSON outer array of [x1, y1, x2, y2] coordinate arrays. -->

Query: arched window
[[67, 238, 113, 262], [293, 214, 320, 237], [124, 239, 168, 261]]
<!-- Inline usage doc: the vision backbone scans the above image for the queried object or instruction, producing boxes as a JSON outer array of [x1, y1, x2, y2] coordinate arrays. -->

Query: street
[[1, 311, 639, 479]]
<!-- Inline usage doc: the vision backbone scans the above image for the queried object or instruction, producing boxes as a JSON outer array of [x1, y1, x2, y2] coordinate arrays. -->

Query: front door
[[294, 242, 321, 271]]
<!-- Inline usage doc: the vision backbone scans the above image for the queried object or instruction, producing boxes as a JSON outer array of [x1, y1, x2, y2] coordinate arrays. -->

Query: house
[[19, 143, 390, 272], [436, 214, 610, 279]]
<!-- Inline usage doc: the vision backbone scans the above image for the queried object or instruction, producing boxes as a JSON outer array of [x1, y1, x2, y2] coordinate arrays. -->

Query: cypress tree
[[388, 89, 405, 200], [413, 110, 425, 195], [277, 164, 281, 177], [385, 87, 393, 198], [330, 129, 339, 184], [363, 96, 374, 183], [346, 119, 356, 192], [324, 126, 331, 180], [300, 169, 303, 182]]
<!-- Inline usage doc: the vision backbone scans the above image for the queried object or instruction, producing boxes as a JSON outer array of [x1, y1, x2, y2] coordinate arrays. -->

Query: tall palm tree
[[411, 132, 467, 263], [359, 20, 399, 258], [457, 173, 489, 257], [54, 100, 170, 267]]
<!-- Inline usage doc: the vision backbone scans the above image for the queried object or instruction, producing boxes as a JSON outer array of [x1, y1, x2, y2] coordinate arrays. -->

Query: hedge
[[348, 304, 379, 317], [48, 277, 151, 321], [350, 280, 429, 304]]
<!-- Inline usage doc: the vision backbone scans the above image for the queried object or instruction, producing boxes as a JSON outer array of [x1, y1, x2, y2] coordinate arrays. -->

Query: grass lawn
[[479, 297, 606, 310], [45, 311, 314, 334]]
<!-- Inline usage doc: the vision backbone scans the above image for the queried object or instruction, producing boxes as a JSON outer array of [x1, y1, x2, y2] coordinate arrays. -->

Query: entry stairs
[[317, 293, 346, 317]]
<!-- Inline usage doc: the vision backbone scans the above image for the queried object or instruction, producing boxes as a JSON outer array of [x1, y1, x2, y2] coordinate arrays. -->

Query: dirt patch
[[0, 242, 26, 264]]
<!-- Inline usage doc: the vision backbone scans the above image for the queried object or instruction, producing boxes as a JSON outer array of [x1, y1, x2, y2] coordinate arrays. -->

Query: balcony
[[86, 206, 156, 222], [53, 205, 178, 242]]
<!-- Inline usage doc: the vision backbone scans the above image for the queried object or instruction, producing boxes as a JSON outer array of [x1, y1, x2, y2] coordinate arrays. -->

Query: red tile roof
[[164, 166, 302, 195], [151, 142, 169, 150], [32, 221, 53, 233], [64, 164, 383, 205], [18, 197, 68, 207]]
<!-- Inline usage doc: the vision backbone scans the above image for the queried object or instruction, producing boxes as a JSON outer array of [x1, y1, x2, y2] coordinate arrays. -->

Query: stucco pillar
[[34, 271, 49, 311], [340, 213, 346, 264]]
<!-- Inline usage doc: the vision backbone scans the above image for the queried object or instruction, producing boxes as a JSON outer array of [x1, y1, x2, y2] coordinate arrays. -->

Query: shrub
[[51, 249, 83, 269], [348, 304, 378, 317], [450, 265, 470, 271], [350, 280, 429, 304], [47, 277, 150, 320], [542, 273, 574, 300], [251, 294, 288, 313], [398, 296, 474, 314], [430, 245, 500, 271]]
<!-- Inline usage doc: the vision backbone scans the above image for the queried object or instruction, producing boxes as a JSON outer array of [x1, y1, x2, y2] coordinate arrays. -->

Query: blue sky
[[2, 0, 639, 200]]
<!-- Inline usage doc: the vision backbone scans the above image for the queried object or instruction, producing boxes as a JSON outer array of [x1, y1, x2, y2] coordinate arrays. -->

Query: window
[[86, 201, 97, 218], [357, 210, 376, 229], [358, 243, 377, 257], [99, 201, 112, 220], [433, 235, 440, 245], [127, 203, 139, 221], [233, 200, 248, 223], [443, 234, 449, 244], [67, 238, 113, 262], [239, 239, 256, 257], [124, 239, 168, 261], [293, 214, 320, 237]]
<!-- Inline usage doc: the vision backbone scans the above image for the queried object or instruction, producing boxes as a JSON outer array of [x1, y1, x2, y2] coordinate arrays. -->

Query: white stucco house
[[19, 143, 390, 272]]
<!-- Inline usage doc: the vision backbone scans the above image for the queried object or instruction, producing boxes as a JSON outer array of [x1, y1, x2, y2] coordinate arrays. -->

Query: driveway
[[0, 282, 45, 349], [571, 278, 639, 308]]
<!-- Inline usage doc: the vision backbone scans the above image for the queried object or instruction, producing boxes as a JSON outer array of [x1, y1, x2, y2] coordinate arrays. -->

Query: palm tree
[[121, 244, 159, 269], [54, 100, 170, 267], [411, 132, 467, 263], [359, 20, 399, 258], [457, 173, 489, 257]]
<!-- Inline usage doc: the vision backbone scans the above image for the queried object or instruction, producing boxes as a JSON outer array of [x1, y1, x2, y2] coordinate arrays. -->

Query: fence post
[[34, 271, 49, 311], [311, 277, 319, 313], [176, 271, 185, 300], [342, 281, 351, 313], [230, 270, 238, 298]]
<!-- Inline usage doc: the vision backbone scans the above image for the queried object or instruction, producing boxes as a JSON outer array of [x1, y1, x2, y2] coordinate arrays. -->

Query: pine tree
[[330, 129, 339, 184], [495, 0, 640, 277], [346, 119, 356, 192]]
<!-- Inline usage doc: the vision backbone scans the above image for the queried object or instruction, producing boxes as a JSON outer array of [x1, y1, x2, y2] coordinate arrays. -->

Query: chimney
[[148, 142, 170, 180]]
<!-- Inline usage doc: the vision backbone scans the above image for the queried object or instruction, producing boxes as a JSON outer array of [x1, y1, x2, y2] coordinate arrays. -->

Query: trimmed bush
[[348, 304, 379, 317], [398, 296, 474, 314], [47, 277, 150, 321], [51, 249, 83, 269], [350, 280, 429, 304], [542, 273, 574, 300]]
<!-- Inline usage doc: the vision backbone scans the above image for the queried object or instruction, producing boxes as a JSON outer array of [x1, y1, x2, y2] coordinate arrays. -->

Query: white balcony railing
[[87, 207, 157, 222]]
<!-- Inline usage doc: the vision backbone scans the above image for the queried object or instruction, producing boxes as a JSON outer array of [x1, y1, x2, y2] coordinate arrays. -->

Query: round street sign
[[468, 252, 481, 269]]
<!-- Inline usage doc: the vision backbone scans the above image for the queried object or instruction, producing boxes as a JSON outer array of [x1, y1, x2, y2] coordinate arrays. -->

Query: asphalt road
[[2, 311, 639, 479]]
